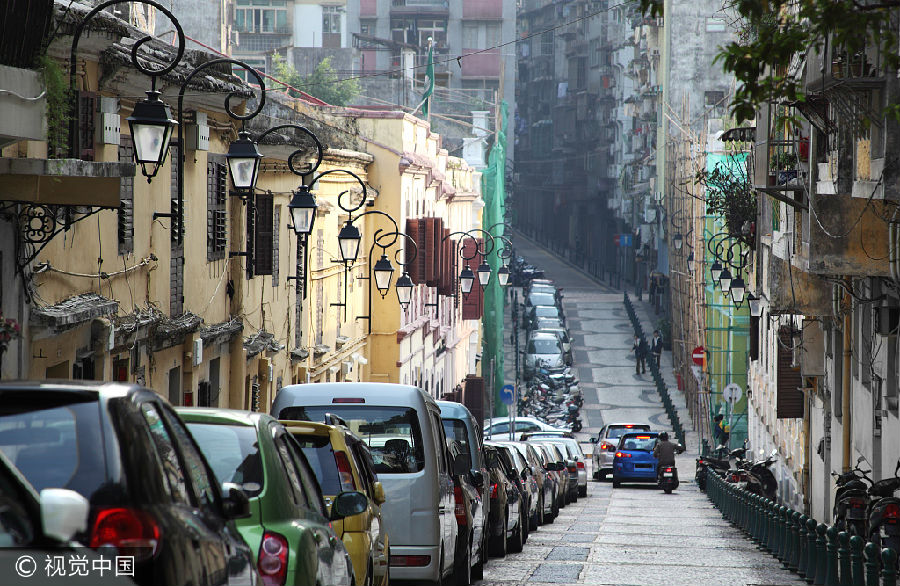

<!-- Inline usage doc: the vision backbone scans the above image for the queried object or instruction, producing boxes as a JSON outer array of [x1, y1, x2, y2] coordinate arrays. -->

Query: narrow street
[[478, 233, 804, 586]]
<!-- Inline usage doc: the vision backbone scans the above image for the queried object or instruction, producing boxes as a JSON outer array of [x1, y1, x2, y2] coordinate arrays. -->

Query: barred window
[[207, 156, 227, 261], [118, 135, 134, 255]]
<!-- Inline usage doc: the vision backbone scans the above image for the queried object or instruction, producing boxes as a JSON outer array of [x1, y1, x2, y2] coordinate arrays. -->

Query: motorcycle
[[695, 442, 748, 491], [866, 459, 900, 556], [743, 449, 779, 501], [832, 456, 873, 537], [564, 403, 582, 432], [658, 465, 679, 494]]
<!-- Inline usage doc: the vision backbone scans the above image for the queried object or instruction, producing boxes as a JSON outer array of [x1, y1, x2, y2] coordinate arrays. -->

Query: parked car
[[535, 443, 570, 509], [590, 423, 652, 480], [272, 383, 460, 586], [280, 417, 390, 586], [521, 433, 588, 498], [523, 292, 560, 316], [526, 305, 565, 332], [438, 401, 489, 585], [529, 441, 578, 503], [530, 444, 561, 520], [612, 431, 662, 488], [534, 326, 573, 365], [523, 332, 567, 379], [482, 443, 524, 556], [180, 408, 365, 586], [493, 443, 539, 534], [496, 441, 554, 526], [0, 382, 258, 586], [531, 316, 566, 333], [483, 416, 563, 438]]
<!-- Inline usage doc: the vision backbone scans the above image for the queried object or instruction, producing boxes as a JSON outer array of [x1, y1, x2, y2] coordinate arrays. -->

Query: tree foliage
[[696, 161, 757, 245], [640, 0, 900, 122], [270, 53, 360, 106]]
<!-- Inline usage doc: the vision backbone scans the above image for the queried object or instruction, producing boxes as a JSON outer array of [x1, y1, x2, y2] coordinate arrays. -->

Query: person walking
[[632, 335, 646, 374], [650, 330, 663, 367]]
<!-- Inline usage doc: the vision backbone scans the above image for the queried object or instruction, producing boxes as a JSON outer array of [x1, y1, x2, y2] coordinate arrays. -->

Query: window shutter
[[461, 238, 484, 320], [424, 217, 436, 285], [462, 375, 485, 428], [272, 206, 280, 286], [117, 135, 134, 255], [254, 191, 274, 276], [749, 316, 760, 361], [406, 218, 422, 284], [207, 157, 227, 261], [416, 219, 427, 282], [77, 91, 97, 161], [777, 325, 804, 418], [438, 227, 452, 295], [245, 193, 256, 279]]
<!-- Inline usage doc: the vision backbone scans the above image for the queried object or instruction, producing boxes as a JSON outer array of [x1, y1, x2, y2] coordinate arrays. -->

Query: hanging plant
[[38, 54, 71, 158], [696, 161, 757, 246]]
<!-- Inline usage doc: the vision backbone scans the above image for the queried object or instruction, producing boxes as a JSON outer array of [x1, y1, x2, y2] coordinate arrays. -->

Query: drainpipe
[[842, 277, 852, 472]]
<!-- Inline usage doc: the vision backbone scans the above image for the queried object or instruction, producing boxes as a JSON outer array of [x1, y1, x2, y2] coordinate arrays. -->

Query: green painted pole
[[798, 514, 809, 579], [865, 542, 880, 586], [750, 495, 759, 543], [815, 523, 828, 585], [776, 505, 787, 561], [838, 532, 852, 586], [806, 518, 819, 584], [791, 511, 803, 572], [883, 547, 899, 586], [782, 507, 793, 566], [825, 526, 839, 586], [848, 536, 864, 586]]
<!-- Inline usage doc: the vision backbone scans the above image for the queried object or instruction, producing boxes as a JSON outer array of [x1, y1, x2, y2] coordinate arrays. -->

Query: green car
[[178, 408, 368, 586]]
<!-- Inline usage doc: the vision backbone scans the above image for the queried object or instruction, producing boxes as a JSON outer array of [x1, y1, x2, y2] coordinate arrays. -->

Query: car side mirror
[[470, 469, 485, 488], [372, 481, 386, 506], [330, 491, 368, 521], [453, 453, 471, 476], [40, 489, 89, 542], [589, 437, 598, 444], [222, 487, 252, 520]]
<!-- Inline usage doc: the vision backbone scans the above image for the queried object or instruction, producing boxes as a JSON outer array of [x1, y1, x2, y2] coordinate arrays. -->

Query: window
[[118, 135, 134, 255], [541, 31, 554, 55], [322, 5, 342, 33], [235, 1, 288, 34], [162, 407, 218, 509], [274, 433, 308, 506], [294, 433, 343, 494], [253, 191, 274, 276], [141, 403, 190, 504], [207, 156, 227, 261], [360, 20, 374, 35], [187, 423, 264, 497]]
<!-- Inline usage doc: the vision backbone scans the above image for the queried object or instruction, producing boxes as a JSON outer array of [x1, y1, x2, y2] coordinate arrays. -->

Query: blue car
[[611, 431, 660, 487]]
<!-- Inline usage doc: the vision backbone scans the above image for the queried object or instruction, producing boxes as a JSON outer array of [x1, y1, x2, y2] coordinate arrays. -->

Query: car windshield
[[619, 435, 657, 452], [442, 418, 470, 458], [291, 434, 343, 495], [0, 392, 105, 498], [280, 406, 425, 474], [527, 338, 561, 354], [187, 423, 264, 497], [528, 293, 555, 306], [607, 426, 649, 439]]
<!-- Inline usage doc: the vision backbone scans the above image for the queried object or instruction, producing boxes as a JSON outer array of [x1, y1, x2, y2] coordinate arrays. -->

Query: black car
[[483, 443, 524, 557], [493, 443, 538, 534], [0, 382, 257, 586]]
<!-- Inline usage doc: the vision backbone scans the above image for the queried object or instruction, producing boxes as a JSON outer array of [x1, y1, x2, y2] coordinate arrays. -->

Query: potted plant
[[770, 151, 799, 185]]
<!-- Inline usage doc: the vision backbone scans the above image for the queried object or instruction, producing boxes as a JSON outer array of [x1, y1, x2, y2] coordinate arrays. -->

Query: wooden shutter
[[76, 91, 97, 161], [406, 218, 422, 284], [749, 316, 760, 361], [461, 238, 484, 320], [254, 192, 274, 276], [416, 219, 427, 283], [207, 157, 227, 261], [462, 375, 485, 428], [777, 325, 804, 418], [426, 218, 442, 287], [424, 217, 436, 285], [118, 135, 134, 255]]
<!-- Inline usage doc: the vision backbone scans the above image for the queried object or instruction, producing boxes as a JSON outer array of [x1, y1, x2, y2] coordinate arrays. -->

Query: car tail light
[[885, 503, 900, 524], [849, 497, 867, 509], [334, 451, 356, 490], [576, 461, 585, 469], [615, 452, 631, 458], [453, 485, 467, 526], [490, 483, 499, 499], [89, 507, 160, 562], [604, 443, 616, 452], [391, 555, 431, 567], [258, 531, 288, 586], [332, 398, 365, 403], [664, 467, 673, 473]]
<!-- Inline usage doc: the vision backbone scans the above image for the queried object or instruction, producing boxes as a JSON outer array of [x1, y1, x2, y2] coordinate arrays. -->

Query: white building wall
[[294, 4, 323, 47]]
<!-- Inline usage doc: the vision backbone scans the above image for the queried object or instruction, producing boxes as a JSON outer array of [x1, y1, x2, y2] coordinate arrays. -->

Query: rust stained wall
[[807, 195, 889, 277], [769, 254, 832, 315]]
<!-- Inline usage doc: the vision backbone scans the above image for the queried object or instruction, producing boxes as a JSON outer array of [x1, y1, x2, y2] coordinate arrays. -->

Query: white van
[[272, 382, 459, 585]]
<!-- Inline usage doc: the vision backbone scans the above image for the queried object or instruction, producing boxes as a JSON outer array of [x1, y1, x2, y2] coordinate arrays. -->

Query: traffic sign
[[692, 346, 706, 367], [723, 383, 743, 404], [614, 234, 620, 246], [500, 384, 515, 406]]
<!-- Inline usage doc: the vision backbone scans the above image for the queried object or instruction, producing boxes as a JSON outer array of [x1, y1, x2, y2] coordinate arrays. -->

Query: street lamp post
[[355, 228, 418, 334]]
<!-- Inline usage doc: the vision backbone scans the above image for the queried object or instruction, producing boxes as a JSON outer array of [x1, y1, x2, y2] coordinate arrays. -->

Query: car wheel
[[612, 480, 621, 488], [522, 508, 530, 543], [454, 537, 471, 586], [489, 515, 507, 557], [578, 485, 587, 497], [592, 470, 600, 481], [508, 514, 524, 553], [664, 488, 672, 494], [472, 545, 484, 582]]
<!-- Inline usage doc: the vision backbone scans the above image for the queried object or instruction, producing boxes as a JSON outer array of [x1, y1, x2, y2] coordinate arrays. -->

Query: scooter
[[832, 456, 873, 537], [744, 449, 779, 502], [658, 465, 679, 494], [866, 459, 900, 556]]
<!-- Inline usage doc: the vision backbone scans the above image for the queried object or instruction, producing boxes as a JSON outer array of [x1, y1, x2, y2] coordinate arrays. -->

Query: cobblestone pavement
[[477, 232, 804, 586]]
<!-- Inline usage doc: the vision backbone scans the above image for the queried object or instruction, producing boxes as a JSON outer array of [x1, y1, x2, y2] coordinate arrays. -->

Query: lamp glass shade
[[719, 268, 732, 293], [288, 186, 317, 235], [730, 277, 746, 305], [686, 252, 694, 273], [459, 265, 475, 295], [477, 262, 492, 288], [497, 265, 510, 286], [337, 222, 361, 264], [373, 254, 394, 296], [673, 233, 683, 250], [127, 90, 177, 180], [748, 293, 762, 317], [396, 272, 413, 308], [710, 261, 723, 282], [226, 131, 262, 190]]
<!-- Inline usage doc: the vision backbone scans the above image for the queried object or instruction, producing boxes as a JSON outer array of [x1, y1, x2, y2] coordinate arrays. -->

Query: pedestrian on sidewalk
[[631, 335, 646, 374], [650, 330, 663, 367]]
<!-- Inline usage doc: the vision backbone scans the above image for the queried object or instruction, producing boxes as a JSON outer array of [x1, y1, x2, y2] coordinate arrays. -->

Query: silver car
[[522, 433, 588, 498], [589, 423, 651, 480], [523, 332, 565, 378], [535, 327, 572, 365]]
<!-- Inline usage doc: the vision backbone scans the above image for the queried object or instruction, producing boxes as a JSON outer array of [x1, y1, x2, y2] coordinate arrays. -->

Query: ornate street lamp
[[673, 232, 683, 250], [718, 268, 733, 294], [337, 222, 362, 264], [497, 265, 510, 287], [373, 254, 395, 297], [686, 252, 694, 273], [730, 276, 746, 306], [287, 185, 318, 236], [748, 292, 762, 317], [710, 260, 723, 283], [226, 129, 263, 191], [127, 90, 177, 181], [477, 262, 492, 289], [396, 272, 414, 309], [459, 265, 475, 296]]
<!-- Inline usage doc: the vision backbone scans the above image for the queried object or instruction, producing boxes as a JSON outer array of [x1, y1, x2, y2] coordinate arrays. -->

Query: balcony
[[0, 157, 133, 207], [460, 48, 500, 79], [463, 0, 502, 19], [391, 0, 450, 16]]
